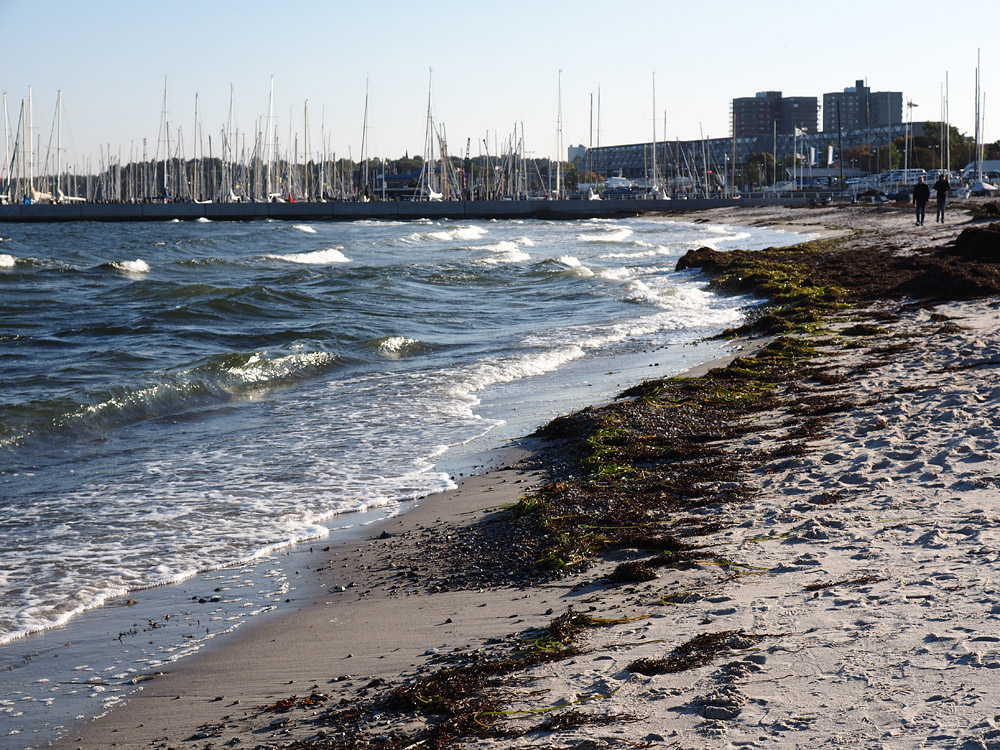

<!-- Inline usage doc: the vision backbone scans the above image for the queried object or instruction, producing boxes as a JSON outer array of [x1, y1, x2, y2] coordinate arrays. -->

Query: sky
[[0, 0, 996, 168]]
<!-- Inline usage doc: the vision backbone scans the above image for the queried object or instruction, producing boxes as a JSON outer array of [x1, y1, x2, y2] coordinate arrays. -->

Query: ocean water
[[0, 214, 809, 744]]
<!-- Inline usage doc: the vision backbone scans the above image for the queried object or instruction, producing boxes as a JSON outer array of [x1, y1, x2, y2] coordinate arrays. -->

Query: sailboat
[[968, 50, 998, 196]]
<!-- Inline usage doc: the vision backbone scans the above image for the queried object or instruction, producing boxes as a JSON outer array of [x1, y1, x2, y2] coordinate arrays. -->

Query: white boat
[[968, 180, 999, 196]]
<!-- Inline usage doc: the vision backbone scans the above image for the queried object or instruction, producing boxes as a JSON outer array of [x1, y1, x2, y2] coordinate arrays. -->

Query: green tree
[[578, 171, 605, 185], [843, 144, 872, 172], [876, 142, 902, 172], [741, 151, 777, 187], [918, 122, 971, 169], [562, 163, 579, 192]]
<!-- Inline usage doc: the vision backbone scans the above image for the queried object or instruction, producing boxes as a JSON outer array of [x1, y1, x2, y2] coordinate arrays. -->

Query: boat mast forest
[[0, 77, 588, 206]]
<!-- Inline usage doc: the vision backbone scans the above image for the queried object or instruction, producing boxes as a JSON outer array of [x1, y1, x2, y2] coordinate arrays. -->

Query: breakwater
[[0, 197, 797, 223]]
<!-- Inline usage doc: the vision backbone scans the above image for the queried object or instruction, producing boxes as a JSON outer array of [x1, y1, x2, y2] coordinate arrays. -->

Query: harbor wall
[[0, 196, 810, 223]]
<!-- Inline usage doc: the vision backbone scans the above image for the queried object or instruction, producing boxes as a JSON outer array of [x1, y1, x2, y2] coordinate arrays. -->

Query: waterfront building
[[823, 79, 903, 133], [731, 91, 819, 137], [572, 121, 931, 192]]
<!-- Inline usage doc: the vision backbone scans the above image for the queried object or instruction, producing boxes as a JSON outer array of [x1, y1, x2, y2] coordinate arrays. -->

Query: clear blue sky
[[1, 0, 995, 167]]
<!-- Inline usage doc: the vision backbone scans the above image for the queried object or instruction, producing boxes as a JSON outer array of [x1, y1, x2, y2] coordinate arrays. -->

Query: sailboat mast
[[946, 72, 951, 175], [1, 93, 8, 200], [192, 93, 199, 201], [597, 85, 601, 150], [28, 87, 33, 197], [976, 48, 982, 183], [161, 77, 169, 200], [21, 99, 26, 202], [362, 77, 369, 195], [556, 70, 562, 199], [303, 100, 310, 201], [417, 69, 434, 200], [651, 72, 657, 195], [56, 90, 62, 198], [224, 84, 234, 201], [588, 92, 593, 186], [265, 77, 275, 199]]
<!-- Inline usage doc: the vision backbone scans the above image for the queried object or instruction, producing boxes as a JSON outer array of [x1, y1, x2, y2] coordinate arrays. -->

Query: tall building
[[732, 91, 818, 137], [823, 79, 903, 133]]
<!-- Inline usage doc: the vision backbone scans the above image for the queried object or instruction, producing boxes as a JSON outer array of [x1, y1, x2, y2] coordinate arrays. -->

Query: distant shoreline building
[[571, 78, 918, 190], [823, 79, 903, 133], [731, 91, 818, 138], [573, 121, 930, 190]]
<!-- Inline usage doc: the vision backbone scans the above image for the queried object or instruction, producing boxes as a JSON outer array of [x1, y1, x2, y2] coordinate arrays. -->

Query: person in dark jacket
[[912, 177, 930, 225], [932, 174, 951, 222]]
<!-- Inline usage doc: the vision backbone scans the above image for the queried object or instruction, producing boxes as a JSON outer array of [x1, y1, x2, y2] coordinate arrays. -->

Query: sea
[[0, 214, 811, 746]]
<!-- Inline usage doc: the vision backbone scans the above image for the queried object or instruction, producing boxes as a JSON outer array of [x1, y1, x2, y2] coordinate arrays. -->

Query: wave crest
[[577, 227, 634, 243], [368, 336, 429, 358], [266, 247, 351, 264], [476, 241, 530, 265], [427, 226, 488, 242], [108, 259, 151, 275]]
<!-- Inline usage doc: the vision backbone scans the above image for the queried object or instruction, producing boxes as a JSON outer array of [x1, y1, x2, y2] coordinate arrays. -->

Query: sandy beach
[[49, 199, 1000, 750]]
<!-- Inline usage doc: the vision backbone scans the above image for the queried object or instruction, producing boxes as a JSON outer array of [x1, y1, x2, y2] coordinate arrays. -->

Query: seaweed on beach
[[804, 574, 888, 591], [508, 335, 825, 575], [282, 609, 631, 749], [530, 709, 639, 731], [628, 630, 764, 675]]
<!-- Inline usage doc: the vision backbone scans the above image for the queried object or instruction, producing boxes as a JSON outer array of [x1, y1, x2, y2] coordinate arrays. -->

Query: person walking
[[933, 173, 952, 222], [913, 176, 930, 225]]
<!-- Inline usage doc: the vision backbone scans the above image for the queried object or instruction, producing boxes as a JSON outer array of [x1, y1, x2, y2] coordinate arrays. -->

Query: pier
[[0, 196, 812, 224]]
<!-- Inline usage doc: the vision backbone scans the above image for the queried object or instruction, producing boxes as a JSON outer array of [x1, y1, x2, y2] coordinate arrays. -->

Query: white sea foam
[[427, 225, 488, 242], [221, 351, 340, 387], [459, 346, 588, 398], [375, 336, 424, 358], [61, 351, 340, 434], [267, 246, 350, 264], [577, 226, 634, 243], [0, 254, 16, 268], [598, 248, 665, 259], [292, 224, 317, 234], [557, 255, 595, 278], [476, 241, 530, 264], [596, 267, 632, 281], [110, 259, 150, 275], [695, 225, 753, 249], [196, 217, 211, 223]]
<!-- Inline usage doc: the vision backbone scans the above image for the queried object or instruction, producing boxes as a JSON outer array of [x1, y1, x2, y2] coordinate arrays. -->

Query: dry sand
[[51, 200, 1000, 750]]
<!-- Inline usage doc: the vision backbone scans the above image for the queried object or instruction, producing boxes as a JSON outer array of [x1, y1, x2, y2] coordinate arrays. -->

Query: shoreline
[[41, 337, 762, 750], [6, 285, 749, 748], [45, 201, 1000, 748]]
